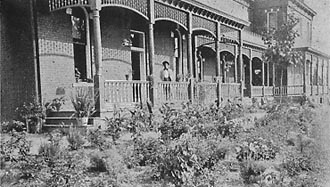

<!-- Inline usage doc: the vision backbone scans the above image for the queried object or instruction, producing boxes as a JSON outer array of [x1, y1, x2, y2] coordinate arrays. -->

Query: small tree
[[262, 14, 303, 101]]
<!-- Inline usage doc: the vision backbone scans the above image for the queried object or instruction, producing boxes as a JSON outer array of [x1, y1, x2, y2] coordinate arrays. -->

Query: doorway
[[131, 51, 141, 80]]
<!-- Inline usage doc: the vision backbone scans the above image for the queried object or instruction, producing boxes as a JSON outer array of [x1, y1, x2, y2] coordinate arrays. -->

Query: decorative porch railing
[[251, 86, 263, 97], [157, 81, 189, 103], [325, 86, 329, 94], [274, 87, 287, 96], [104, 80, 150, 107], [287, 85, 304, 96], [194, 82, 218, 104], [305, 85, 312, 96], [264, 86, 274, 96], [312, 86, 318, 95], [221, 83, 240, 98], [49, 0, 89, 11]]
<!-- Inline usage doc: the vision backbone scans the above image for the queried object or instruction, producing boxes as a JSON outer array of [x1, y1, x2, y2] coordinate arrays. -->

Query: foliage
[[1, 120, 26, 133], [71, 88, 97, 118], [262, 14, 303, 69], [104, 108, 126, 143], [87, 127, 110, 151], [0, 101, 325, 187], [67, 126, 86, 150], [45, 96, 66, 112], [126, 104, 154, 141], [15, 99, 46, 121]]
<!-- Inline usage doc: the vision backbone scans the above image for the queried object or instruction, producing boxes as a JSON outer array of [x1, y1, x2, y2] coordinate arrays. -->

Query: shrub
[[104, 109, 125, 144], [131, 136, 163, 167], [239, 161, 267, 184], [126, 104, 154, 141], [1, 120, 25, 133], [67, 126, 85, 150], [87, 127, 110, 150]]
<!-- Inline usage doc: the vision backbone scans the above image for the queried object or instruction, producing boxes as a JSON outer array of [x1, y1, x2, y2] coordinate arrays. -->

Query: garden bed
[[1, 101, 327, 187]]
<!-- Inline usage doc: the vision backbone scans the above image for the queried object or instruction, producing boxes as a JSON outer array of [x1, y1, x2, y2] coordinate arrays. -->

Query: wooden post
[[249, 49, 253, 97], [188, 13, 194, 103], [262, 60, 265, 97], [303, 53, 306, 94], [91, 0, 103, 117], [148, 0, 156, 105], [316, 57, 319, 95], [238, 30, 243, 98], [216, 22, 221, 104], [234, 45, 238, 83]]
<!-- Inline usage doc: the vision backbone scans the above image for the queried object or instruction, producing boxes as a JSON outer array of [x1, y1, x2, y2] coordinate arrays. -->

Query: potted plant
[[71, 88, 96, 126]]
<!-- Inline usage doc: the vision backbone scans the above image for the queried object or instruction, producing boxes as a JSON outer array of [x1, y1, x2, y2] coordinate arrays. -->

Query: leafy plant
[[67, 126, 86, 150], [1, 120, 25, 133], [45, 96, 66, 112], [71, 88, 97, 118], [104, 108, 126, 144], [87, 127, 110, 150]]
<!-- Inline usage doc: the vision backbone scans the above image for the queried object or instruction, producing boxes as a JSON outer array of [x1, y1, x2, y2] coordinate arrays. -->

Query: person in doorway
[[160, 61, 173, 81], [160, 61, 173, 101]]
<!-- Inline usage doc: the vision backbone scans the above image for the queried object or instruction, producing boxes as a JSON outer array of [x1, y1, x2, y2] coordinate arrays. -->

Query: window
[[71, 9, 87, 81], [267, 12, 278, 31]]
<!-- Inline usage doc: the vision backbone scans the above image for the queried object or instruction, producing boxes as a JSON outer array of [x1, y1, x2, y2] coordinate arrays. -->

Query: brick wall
[[100, 11, 132, 81], [1, 0, 36, 121], [37, 10, 75, 109]]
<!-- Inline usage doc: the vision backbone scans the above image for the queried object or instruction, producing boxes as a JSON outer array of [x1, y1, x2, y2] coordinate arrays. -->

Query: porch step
[[47, 111, 75, 118], [45, 117, 94, 126]]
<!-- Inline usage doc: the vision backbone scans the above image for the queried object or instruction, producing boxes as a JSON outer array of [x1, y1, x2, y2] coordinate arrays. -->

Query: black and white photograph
[[1, 0, 330, 186]]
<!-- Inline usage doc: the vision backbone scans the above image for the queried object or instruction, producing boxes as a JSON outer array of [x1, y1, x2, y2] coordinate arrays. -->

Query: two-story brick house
[[0, 0, 329, 123]]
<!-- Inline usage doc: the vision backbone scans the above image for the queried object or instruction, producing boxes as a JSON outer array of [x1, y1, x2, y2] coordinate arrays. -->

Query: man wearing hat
[[160, 61, 173, 81]]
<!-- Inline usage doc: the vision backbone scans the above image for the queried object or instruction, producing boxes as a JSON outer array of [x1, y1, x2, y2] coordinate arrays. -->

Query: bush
[[87, 127, 110, 151], [104, 109, 125, 143], [67, 126, 85, 150], [1, 120, 26, 133]]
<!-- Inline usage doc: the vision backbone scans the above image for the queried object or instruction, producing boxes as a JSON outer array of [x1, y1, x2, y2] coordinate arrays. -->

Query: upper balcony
[[242, 30, 267, 49]]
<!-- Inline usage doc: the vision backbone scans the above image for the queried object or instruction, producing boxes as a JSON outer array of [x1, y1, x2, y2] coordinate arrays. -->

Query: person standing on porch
[[160, 61, 173, 81], [160, 61, 173, 101]]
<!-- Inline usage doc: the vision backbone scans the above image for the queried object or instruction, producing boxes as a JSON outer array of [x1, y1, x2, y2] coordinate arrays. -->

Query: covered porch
[[44, 0, 248, 116]]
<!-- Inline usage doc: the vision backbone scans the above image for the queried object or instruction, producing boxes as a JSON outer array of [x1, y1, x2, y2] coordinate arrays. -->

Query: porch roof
[[181, 0, 251, 28], [48, 0, 250, 30], [296, 47, 330, 59]]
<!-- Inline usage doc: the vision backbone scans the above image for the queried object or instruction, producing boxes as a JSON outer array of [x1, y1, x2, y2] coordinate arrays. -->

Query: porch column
[[91, 0, 104, 117], [216, 22, 221, 103], [303, 53, 306, 94], [238, 30, 243, 98], [148, 0, 156, 105], [322, 60, 325, 95], [272, 63, 275, 87], [267, 62, 270, 86], [234, 45, 238, 83], [316, 57, 319, 95], [311, 57, 314, 96], [262, 61, 265, 97], [188, 12, 194, 103], [249, 49, 253, 97]]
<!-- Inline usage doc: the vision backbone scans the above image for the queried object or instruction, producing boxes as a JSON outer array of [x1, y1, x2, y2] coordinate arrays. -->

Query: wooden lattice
[[101, 0, 148, 18], [49, 0, 89, 11], [155, 2, 188, 29], [192, 15, 217, 36]]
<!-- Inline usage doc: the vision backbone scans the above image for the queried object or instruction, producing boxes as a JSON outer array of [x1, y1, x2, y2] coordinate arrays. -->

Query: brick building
[[0, 0, 329, 121]]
